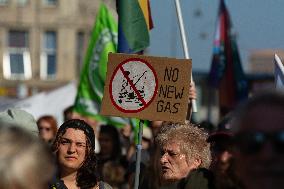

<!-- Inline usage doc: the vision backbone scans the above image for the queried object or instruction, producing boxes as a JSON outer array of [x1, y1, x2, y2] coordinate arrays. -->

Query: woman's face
[[38, 120, 54, 142], [57, 128, 87, 173], [99, 133, 113, 157], [159, 140, 200, 182]]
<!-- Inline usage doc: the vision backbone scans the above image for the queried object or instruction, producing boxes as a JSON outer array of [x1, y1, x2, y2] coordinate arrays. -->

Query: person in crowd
[[232, 91, 284, 189], [126, 126, 153, 161], [132, 143, 161, 189], [37, 115, 58, 145], [150, 120, 164, 138], [50, 119, 112, 189], [119, 124, 133, 156], [0, 125, 55, 189], [97, 124, 127, 180], [63, 106, 74, 122], [199, 120, 215, 134], [156, 122, 214, 189], [208, 115, 234, 175], [102, 161, 126, 189], [131, 83, 198, 189], [0, 108, 38, 135], [207, 115, 243, 189], [141, 126, 153, 151]]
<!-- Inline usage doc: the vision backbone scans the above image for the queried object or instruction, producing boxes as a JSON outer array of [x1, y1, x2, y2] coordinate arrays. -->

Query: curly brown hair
[[155, 122, 211, 168], [52, 119, 98, 189]]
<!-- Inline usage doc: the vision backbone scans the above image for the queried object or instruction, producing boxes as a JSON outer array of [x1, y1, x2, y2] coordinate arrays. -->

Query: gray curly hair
[[155, 122, 211, 168]]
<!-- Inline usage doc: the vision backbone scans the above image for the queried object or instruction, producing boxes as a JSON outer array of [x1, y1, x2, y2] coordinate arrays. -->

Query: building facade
[[247, 49, 282, 95], [249, 49, 284, 74], [0, 0, 115, 98]]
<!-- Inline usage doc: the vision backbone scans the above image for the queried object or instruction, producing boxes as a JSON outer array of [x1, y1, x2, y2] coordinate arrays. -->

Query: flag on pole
[[138, 0, 154, 30], [117, 0, 153, 53], [73, 3, 127, 127], [274, 54, 284, 90], [208, 0, 248, 116]]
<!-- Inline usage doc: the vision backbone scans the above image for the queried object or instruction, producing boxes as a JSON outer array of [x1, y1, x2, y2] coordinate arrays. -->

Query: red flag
[[208, 0, 248, 116]]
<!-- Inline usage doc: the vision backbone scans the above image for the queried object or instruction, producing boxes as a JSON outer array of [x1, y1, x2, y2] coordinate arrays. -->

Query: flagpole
[[134, 119, 144, 189], [174, 0, 197, 113]]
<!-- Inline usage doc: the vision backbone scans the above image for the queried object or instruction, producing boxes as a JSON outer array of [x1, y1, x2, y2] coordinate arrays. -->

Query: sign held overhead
[[100, 53, 192, 123]]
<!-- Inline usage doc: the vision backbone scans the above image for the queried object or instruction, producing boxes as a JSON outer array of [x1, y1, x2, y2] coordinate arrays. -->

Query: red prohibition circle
[[109, 58, 158, 113]]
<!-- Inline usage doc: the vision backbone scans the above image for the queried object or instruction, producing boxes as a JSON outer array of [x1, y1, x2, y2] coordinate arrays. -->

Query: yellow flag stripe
[[138, 0, 150, 30]]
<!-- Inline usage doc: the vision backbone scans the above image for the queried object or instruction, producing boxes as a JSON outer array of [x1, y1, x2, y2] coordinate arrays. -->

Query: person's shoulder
[[179, 168, 215, 189], [49, 179, 68, 189], [98, 181, 113, 189]]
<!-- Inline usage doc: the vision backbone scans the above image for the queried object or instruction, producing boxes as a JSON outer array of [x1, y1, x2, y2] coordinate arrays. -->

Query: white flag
[[274, 54, 284, 90]]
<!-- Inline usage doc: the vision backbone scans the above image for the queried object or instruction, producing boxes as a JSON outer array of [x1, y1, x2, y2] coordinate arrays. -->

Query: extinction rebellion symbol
[[109, 58, 158, 113]]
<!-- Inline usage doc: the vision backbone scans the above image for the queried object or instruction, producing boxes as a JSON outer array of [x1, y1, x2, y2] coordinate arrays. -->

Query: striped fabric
[[117, 0, 153, 53]]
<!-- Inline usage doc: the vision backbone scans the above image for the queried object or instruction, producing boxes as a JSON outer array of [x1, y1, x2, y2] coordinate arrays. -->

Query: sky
[[147, 0, 284, 72]]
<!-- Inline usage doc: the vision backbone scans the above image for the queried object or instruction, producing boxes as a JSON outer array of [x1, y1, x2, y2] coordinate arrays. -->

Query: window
[[17, 0, 28, 6], [3, 31, 31, 80], [43, 0, 57, 5], [0, 0, 8, 5], [40, 31, 57, 79], [76, 32, 85, 74]]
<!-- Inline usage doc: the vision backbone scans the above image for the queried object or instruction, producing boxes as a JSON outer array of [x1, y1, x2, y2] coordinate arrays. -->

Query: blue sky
[[147, 0, 284, 72]]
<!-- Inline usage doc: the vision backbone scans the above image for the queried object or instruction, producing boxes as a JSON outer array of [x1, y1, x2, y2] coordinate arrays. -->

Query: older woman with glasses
[[37, 115, 58, 145]]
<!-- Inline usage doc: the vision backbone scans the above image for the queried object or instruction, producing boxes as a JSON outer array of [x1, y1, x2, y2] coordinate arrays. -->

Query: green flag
[[73, 3, 128, 127]]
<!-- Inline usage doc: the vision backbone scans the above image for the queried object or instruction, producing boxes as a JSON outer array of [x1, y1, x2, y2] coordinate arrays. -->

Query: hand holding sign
[[188, 82, 197, 101], [186, 82, 197, 120]]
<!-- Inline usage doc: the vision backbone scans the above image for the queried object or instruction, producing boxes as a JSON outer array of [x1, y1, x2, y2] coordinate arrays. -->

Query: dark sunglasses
[[39, 127, 51, 132], [235, 131, 284, 155]]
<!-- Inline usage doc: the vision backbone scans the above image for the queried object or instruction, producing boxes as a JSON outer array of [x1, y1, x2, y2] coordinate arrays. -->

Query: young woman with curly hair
[[50, 119, 112, 189]]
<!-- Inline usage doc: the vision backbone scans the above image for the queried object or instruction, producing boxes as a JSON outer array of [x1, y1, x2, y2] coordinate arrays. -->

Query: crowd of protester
[[0, 88, 284, 189]]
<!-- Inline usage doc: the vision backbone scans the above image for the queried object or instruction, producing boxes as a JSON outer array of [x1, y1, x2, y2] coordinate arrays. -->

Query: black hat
[[207, 115, 233, 143]]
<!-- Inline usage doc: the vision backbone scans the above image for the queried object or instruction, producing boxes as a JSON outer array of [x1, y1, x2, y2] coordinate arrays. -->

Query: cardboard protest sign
[[100, 53, 191, 123]]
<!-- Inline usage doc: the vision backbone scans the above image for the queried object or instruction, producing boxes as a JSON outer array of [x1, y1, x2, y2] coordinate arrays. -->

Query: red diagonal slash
[[119, 66, 147, 106]]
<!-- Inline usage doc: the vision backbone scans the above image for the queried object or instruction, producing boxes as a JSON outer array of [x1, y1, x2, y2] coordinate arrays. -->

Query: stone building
[[0, 0, 115, 97]]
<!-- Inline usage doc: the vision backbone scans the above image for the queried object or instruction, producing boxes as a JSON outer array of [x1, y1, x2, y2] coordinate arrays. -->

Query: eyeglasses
[[235, 131, 284, 155], [39, 127, 51, 132]]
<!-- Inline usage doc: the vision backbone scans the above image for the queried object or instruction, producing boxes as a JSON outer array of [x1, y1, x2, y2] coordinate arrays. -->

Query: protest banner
[[101, 53, 191, 123]]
